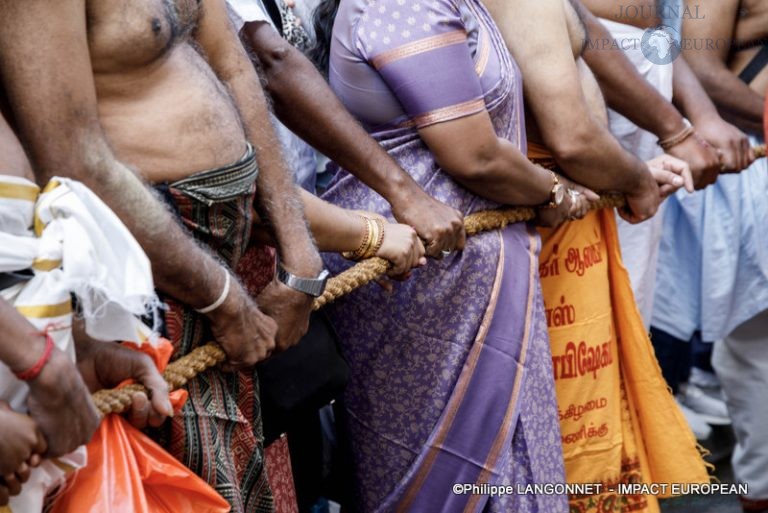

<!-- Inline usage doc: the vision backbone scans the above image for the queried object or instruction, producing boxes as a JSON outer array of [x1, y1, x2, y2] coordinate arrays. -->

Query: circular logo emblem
[[641, 25, 681, 65]]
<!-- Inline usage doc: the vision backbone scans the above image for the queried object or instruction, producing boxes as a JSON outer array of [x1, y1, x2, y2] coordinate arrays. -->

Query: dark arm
[[681, 0, 764, 134], [240, 20, 465, 256], [485, 0, 652, 194], [577, 0, 688, 140]]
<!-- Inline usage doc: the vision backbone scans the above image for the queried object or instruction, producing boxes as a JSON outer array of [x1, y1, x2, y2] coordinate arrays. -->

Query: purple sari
[[321, 1, 566, 511]]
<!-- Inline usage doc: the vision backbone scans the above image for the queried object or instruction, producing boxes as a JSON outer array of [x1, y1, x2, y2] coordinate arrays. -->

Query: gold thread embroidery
[[474, 25, 491, 76], [412, 98, 486, 128], [371, 30, 468, 69], [34, 179, 62, 236]]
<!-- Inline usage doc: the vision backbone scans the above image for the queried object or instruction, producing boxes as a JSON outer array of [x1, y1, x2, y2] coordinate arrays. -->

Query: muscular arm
[[0, 0, 226, 311], [681, 0, 764, 134], [197, 0, 321, 278], [484, 0, 650, 193]]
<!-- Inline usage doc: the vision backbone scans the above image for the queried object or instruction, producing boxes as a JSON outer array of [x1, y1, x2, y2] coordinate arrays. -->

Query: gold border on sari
[[473, 25, 491, 77], [397, 231, 506, 513], [407, 98, 486, 128], [465, 229, 540, 513], [371, 30, 468, 69]]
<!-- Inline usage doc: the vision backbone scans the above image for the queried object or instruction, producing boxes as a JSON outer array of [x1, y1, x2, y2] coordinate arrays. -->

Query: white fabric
[[713, 310, 768, 500], [600, 18, 675, 329], [227, 0, 271, 32], [0, 175, 157, 512]]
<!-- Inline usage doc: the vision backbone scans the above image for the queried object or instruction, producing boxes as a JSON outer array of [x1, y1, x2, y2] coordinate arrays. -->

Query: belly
[[96, 46, 247, 183]]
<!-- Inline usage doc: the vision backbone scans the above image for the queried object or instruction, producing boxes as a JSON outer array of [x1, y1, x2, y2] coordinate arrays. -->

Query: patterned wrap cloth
[[150, 145, 284, 513], [323, 1, 567, 511]]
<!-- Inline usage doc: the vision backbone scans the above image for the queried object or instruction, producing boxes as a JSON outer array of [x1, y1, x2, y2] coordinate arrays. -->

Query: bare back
[[87, 0, 246, 182]]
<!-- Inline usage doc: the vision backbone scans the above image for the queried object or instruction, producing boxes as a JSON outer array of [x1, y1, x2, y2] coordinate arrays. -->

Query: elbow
[[547, 128, 592, 168], [442, 144, 501, 182], [247, 25, 294, 77], [259, 43, 291, 74]]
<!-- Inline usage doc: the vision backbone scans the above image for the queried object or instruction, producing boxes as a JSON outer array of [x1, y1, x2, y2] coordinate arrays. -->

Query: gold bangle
[[658, 125, 695, 150], [360, 217, 379, 259], [368, 218, 385, 257], [342, 215, 370, 260]]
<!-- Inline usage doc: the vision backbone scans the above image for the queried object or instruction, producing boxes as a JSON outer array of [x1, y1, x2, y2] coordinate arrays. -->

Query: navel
[[152, 17, 162, 35]]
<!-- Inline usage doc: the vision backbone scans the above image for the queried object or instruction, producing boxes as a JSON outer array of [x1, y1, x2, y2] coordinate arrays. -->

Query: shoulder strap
[[738, 44, 768, 85]]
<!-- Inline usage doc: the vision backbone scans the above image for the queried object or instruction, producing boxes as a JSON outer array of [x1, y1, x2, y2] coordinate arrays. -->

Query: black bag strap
[[738, 44, 768, 85], [260, 0, 284, 37]]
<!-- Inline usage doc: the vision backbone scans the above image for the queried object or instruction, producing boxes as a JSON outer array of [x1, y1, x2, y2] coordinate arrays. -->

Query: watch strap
[[276, 263, 330, 298]]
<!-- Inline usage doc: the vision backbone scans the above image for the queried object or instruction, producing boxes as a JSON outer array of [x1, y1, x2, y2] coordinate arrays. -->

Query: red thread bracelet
[[14, 332, 54, 381]]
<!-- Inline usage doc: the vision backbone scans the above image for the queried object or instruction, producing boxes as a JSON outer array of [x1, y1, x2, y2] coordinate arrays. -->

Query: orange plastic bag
[[49, 339, 231, 513]]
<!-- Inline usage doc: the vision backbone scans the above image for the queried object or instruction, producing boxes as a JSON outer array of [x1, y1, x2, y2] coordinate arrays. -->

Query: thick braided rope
[[91, 344, 226, 416], [92, 146, 767, 414], [90, 194, 624, 415]]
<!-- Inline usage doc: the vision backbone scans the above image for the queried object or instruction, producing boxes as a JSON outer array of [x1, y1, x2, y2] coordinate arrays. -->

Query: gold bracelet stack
[[342, 215, 386, 261], [658, 125, 695, 150]]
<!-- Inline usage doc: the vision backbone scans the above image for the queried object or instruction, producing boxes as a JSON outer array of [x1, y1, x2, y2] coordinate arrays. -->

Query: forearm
[[689, 62, 764, 129], [197, 2, 321, 276], [672, 57, 721, 125], [450, 138, 552, 206], [229, 74, 321, 273], [548, 123, 650, 192], [300, 189, 362, 252], [0, 299, 47, 372], [244, 23, 423, 208], [580, 6, 687, 139]]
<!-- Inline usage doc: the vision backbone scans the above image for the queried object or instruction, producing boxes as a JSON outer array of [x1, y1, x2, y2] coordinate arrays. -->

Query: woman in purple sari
[[316, 1, 573, 511]]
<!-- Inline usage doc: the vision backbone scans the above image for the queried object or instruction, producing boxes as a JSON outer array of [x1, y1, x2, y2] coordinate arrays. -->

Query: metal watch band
[[276, 263, 330, 298]]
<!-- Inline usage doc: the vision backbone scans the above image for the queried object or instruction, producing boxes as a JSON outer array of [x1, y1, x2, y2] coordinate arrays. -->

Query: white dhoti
[[713, 310, 768, 502], [600, 19, 674, 328]]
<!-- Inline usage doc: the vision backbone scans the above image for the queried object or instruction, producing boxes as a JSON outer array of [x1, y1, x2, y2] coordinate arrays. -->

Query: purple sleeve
[[356, 0, 486, 129]]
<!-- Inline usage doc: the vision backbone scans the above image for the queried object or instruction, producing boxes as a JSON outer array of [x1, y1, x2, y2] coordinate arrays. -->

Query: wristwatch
[[543, 171, 566, 209], [276, 263, 330, 297]]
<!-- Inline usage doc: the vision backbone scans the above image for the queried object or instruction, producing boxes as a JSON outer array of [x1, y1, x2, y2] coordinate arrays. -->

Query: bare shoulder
[[683, 0, 739, 37], [733, 0, 768, 45]]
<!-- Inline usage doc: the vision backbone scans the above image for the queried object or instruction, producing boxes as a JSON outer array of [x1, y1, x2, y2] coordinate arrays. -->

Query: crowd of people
[[0, 0, 765, 512]]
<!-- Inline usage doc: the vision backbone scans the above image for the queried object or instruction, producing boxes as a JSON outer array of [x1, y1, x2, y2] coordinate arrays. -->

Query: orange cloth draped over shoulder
[[529, 141, 709, 513]]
